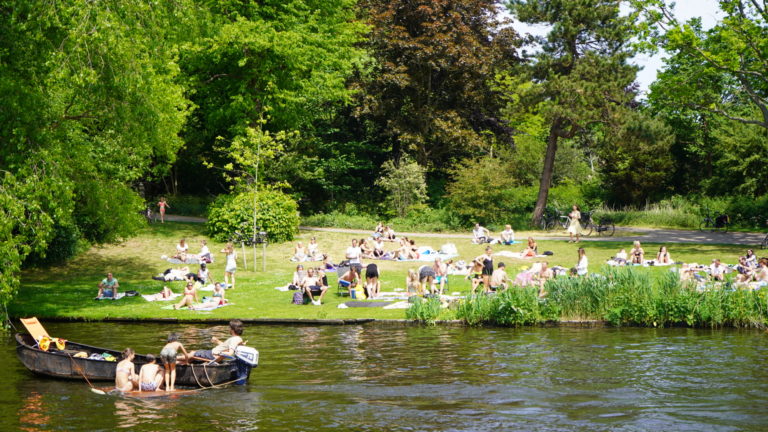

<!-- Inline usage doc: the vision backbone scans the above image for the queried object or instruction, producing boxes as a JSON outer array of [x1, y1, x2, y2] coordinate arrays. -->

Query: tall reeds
[[451, 266, 768, 328]]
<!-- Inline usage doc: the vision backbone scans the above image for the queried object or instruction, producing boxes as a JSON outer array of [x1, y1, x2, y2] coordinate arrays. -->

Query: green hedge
[[207, 189, 299, 244]]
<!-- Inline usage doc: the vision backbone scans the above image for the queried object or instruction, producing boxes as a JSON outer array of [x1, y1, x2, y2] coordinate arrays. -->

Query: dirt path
[[160, 215, 766, 246], [302, 226, 766, 246]]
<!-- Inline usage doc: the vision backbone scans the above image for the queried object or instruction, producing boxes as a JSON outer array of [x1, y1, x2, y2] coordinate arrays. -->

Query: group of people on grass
[[115, 320, 244, 392]]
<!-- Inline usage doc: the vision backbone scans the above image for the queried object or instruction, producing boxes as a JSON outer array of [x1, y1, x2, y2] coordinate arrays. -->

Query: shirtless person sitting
[[533, 261, 553, 298], [472, 223, 490, 244], [302, 268, 327, 305], [338, 266, 360, 295], [490, 263, 509, 291]]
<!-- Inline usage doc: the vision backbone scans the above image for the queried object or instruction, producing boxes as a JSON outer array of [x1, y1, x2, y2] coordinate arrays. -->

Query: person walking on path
[[157, 197, 170, 223], [567, 205, 582, 243]]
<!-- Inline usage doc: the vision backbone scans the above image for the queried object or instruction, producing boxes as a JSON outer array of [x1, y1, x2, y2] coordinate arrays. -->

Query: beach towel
[[398, 253, 458, 262], [198, 283, 232, 291], [341, 301, 394, 308], [383, 301, 411, 309], [141, 293, 181, 302], [95, 293, 126, 300], [494, 251, 547, 259], [165, 257, 201, 265]]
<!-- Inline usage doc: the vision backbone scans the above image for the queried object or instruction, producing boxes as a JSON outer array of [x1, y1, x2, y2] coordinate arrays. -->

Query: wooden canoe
[[15, 333, 246, 387]]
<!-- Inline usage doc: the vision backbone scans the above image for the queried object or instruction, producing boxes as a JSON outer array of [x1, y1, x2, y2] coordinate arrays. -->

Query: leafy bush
[[405, 296, 443, 324], [207, 189, 299, 243], [375, 158, 428, 218]]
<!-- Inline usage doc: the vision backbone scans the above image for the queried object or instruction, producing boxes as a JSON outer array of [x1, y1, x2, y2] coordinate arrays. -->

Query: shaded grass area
[[11, 222, 752, 322]]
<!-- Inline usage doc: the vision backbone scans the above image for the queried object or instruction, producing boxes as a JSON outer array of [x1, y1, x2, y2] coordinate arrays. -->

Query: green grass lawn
[[10, 222, 751, 321]]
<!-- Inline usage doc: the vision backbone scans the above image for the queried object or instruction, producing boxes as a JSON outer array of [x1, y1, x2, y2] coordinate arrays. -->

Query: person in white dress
[[576, 247, 588, 276], [222, 242, 237, 289], [567, 205, 582, 243]]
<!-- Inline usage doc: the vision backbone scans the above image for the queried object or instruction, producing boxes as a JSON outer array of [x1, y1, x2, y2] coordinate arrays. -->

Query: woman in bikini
[[656, 246, 672, 264], [630, 241, 644, 264], [521, 237, 538, 258], [115, 348, 137, 392], [157, 197, 169, 223], [474, 247, 494, 293], [173, 282, 197, 309]]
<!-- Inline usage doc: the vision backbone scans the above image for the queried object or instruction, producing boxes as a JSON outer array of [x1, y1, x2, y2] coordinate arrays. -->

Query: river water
[[2, 322, 766, 431]]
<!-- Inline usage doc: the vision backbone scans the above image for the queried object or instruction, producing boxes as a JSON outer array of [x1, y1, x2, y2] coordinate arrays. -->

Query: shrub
[[375, 158, 428, 218], [405, 296, 443, 324], [207, 189, 299, 243]]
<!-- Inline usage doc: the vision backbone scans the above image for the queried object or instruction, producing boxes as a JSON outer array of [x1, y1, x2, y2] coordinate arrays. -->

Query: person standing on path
[[157, 197, 170, 223], [567, 205, 582, 243]]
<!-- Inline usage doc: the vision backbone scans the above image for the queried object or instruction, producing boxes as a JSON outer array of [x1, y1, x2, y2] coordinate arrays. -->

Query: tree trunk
[[532, 122, 560, 225]]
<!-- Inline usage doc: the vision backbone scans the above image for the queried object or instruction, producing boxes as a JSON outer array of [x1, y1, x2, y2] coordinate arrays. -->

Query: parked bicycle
[[699, 208, 729, 233], [540, 208, 567, 232], [761, 219, 768, 249]]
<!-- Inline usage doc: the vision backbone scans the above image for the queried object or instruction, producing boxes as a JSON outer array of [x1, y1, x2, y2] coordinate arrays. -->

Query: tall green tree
[[0, 0, 192, 313], [640, 0, 768, 130], [356, 0, 519, 168], [176, 0, 367, 199], [506, 0, 644, 223]]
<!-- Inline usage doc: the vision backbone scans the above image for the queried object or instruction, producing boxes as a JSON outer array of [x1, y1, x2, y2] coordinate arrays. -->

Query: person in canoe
[[189, 319, 244, 363], [115, 348, 137, 392], [137, 354, 164, 392]]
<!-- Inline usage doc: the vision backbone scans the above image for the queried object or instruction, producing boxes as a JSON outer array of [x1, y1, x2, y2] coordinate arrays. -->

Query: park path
[[162, 214, 765, 246]]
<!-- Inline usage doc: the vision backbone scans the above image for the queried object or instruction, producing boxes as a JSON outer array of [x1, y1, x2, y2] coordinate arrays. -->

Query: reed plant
[[405, 296, 443, 324], [454, 266, 768, 328]]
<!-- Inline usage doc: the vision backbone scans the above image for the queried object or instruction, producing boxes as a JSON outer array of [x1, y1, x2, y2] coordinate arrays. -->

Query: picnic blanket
[[141, 293, 181, 302], [398, 253, 458, 262], [338, 301, 394, 308], [95, 293, 126, 300], [199, 283, 232, 291], [493, 251, 548, 259], [161, 302, 232, 311], [164, 257, 201, 265]]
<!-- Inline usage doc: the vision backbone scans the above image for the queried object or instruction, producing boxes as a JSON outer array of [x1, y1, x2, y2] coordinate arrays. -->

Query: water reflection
[[18, 392, 50, 432]]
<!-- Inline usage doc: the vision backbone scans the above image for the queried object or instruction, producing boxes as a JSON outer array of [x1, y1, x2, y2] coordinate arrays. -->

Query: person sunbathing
[[338, 266, 360, 294], [490, 262, 508, 291], [500, 225, 515, 245], [467, 259, 485, 293], [173, 282, 198, 309], [172, 238, 189, 261], [301, 268, 327, 305], [630, 241, 644, 264], [97, 272, 120, 299], [735, 256, 754, 283], [145, 286, 175, 301], [191, 283, 227, 310], [198, 240, 213, 263], [291, 242, 308, 262], [655, 246, 673, 264], [372, 237, 386, 258], [307, 237, 320, 260], [406, 269, 421, 296], [472, 223, 490, 244], [360, 238, 375, 259], [521, 237, 538, 258]]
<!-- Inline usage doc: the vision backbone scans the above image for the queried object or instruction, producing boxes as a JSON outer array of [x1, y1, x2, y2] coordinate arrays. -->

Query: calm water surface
[[1, 323, 766, 431]]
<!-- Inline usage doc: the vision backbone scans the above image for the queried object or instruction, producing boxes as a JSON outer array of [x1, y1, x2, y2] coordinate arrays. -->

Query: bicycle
[[699, 208, 729, 233], [761, 219, 768, 249], [540, 209, 565, 232], [594, 216, 615, 236], [579, 211, 595, 236]]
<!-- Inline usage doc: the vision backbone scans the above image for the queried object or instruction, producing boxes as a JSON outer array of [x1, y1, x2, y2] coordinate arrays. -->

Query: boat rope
[[66, 352, 98, 390], [188, 362, 240, 391]]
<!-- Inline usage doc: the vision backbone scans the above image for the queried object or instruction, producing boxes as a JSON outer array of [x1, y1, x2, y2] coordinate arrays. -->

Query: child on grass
[[160, 333, 189, 391]]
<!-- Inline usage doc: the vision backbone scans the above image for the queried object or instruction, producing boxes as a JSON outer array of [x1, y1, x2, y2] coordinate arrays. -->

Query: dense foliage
[[207, 189, 300, 244]]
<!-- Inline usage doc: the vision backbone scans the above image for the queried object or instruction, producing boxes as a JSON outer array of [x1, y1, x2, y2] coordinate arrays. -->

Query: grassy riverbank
[[10, 222, 755, 323]]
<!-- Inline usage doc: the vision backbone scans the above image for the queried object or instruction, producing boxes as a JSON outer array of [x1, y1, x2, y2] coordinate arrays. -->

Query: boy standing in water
[[160, 333, 188, 391]]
